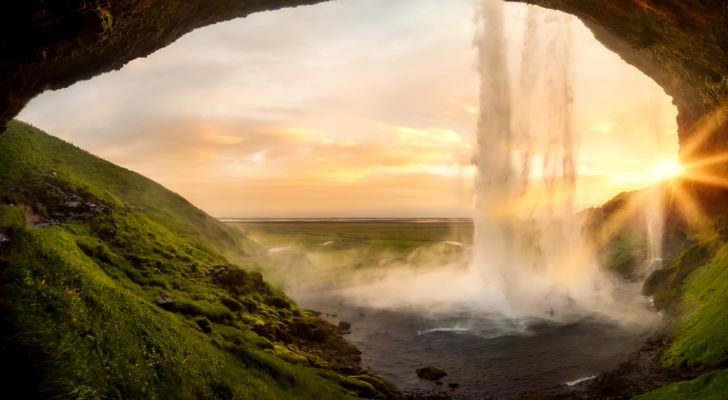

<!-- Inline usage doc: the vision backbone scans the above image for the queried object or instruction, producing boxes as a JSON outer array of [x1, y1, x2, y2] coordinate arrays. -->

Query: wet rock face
[[1, 1, 727, 161]]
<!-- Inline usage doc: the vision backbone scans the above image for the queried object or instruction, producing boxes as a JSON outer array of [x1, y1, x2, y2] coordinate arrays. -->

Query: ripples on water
[[296, 293, 655, 400]]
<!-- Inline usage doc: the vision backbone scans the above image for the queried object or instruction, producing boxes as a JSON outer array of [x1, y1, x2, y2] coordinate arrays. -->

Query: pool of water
[[294, 292, 656, 399]]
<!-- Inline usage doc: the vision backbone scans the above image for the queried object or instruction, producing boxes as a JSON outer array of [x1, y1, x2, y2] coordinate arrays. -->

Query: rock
[[156, 295, 176, 311], [338, 321, 351, 333], [448, 382, 459, 389], [63, 200, 81, 208], [416, 366, 447, 381], [0, 231, 9, 244]]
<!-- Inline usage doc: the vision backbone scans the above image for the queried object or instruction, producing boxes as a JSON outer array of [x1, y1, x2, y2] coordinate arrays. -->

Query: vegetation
[[0, 120, 398, 399], [232, 220, 471, 288], [636, 230, 728, 399], [577, 186, 728, 399], [661, 239, 728, 370], [634, 369, 728, 400]]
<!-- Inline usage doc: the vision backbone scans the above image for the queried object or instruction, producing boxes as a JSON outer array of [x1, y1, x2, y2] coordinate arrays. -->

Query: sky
[[18, 0, 678, 218]]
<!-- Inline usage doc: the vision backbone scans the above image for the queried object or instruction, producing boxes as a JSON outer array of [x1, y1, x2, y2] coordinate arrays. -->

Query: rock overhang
[[2, 1, 726, 163]]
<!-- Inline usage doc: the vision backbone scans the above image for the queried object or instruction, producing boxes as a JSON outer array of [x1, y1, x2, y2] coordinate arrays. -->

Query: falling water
[[473, 1, 611, 319], [645, 99, 665, 273]]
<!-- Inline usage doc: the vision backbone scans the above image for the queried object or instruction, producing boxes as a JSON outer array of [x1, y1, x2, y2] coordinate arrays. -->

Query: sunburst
[[593, 104, 728, 249]]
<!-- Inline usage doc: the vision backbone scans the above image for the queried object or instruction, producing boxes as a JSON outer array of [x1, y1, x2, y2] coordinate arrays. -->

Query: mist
[[252, 3, 653, 334]]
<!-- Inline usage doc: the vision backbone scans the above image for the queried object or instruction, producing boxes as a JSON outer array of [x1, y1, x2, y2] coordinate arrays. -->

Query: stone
[[63, 200, 82, 208], [338, 321, 351, 333], [416, 366, 447, 381]]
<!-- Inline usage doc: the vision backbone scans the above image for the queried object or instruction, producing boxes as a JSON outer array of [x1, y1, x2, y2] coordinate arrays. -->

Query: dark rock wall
[[2, 1, 727, 166]]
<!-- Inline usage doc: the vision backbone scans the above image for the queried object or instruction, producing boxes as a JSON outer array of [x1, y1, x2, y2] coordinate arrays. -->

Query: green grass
[[635, 235, 728, 399], [0, 120, 261, 258], [661, 241, 728, 370], [235, 220, 472, 253], [633, 369, 728, 400], [0, 120, 396, 399]]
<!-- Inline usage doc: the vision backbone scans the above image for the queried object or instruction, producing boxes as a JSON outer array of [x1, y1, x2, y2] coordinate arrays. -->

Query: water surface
[[296, 292, 655, 399]]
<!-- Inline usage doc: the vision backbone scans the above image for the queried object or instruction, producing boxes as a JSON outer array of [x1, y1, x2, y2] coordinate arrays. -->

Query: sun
[[649, 158, 684, 182]]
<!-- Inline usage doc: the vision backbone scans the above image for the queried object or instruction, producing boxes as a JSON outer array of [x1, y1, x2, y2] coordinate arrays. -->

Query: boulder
[[416, 366, 447, 381], [338, 321, 351, 333]]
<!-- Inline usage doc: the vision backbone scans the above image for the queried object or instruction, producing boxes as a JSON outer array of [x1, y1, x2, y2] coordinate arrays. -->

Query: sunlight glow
[[649, 159, 683, 182]]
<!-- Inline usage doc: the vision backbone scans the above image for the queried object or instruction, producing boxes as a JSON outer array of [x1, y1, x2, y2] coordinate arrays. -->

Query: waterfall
[[645, 100, 665, 273], [472, 0, 609, 319]]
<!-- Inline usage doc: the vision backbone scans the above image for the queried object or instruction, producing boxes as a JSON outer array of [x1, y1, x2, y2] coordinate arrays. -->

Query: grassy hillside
[[575, 187, 728, 399], [634, 235, 728, 399], [0, 120, 398, 399]]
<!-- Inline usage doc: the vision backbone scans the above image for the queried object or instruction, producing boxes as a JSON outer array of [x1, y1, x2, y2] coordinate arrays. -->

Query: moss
[[634, 369, 728, 400], [662, 242, 728, 370], [643, 241, 713, 311], [96, 6, 114, 34], [270, 344, 311, 366]]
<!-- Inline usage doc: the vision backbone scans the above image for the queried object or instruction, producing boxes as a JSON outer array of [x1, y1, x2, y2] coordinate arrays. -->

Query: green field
[[228, 219, 472, 290]]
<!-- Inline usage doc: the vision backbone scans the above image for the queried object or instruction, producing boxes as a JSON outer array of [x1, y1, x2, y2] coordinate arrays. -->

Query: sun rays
[[591, 104, 728, 253]]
